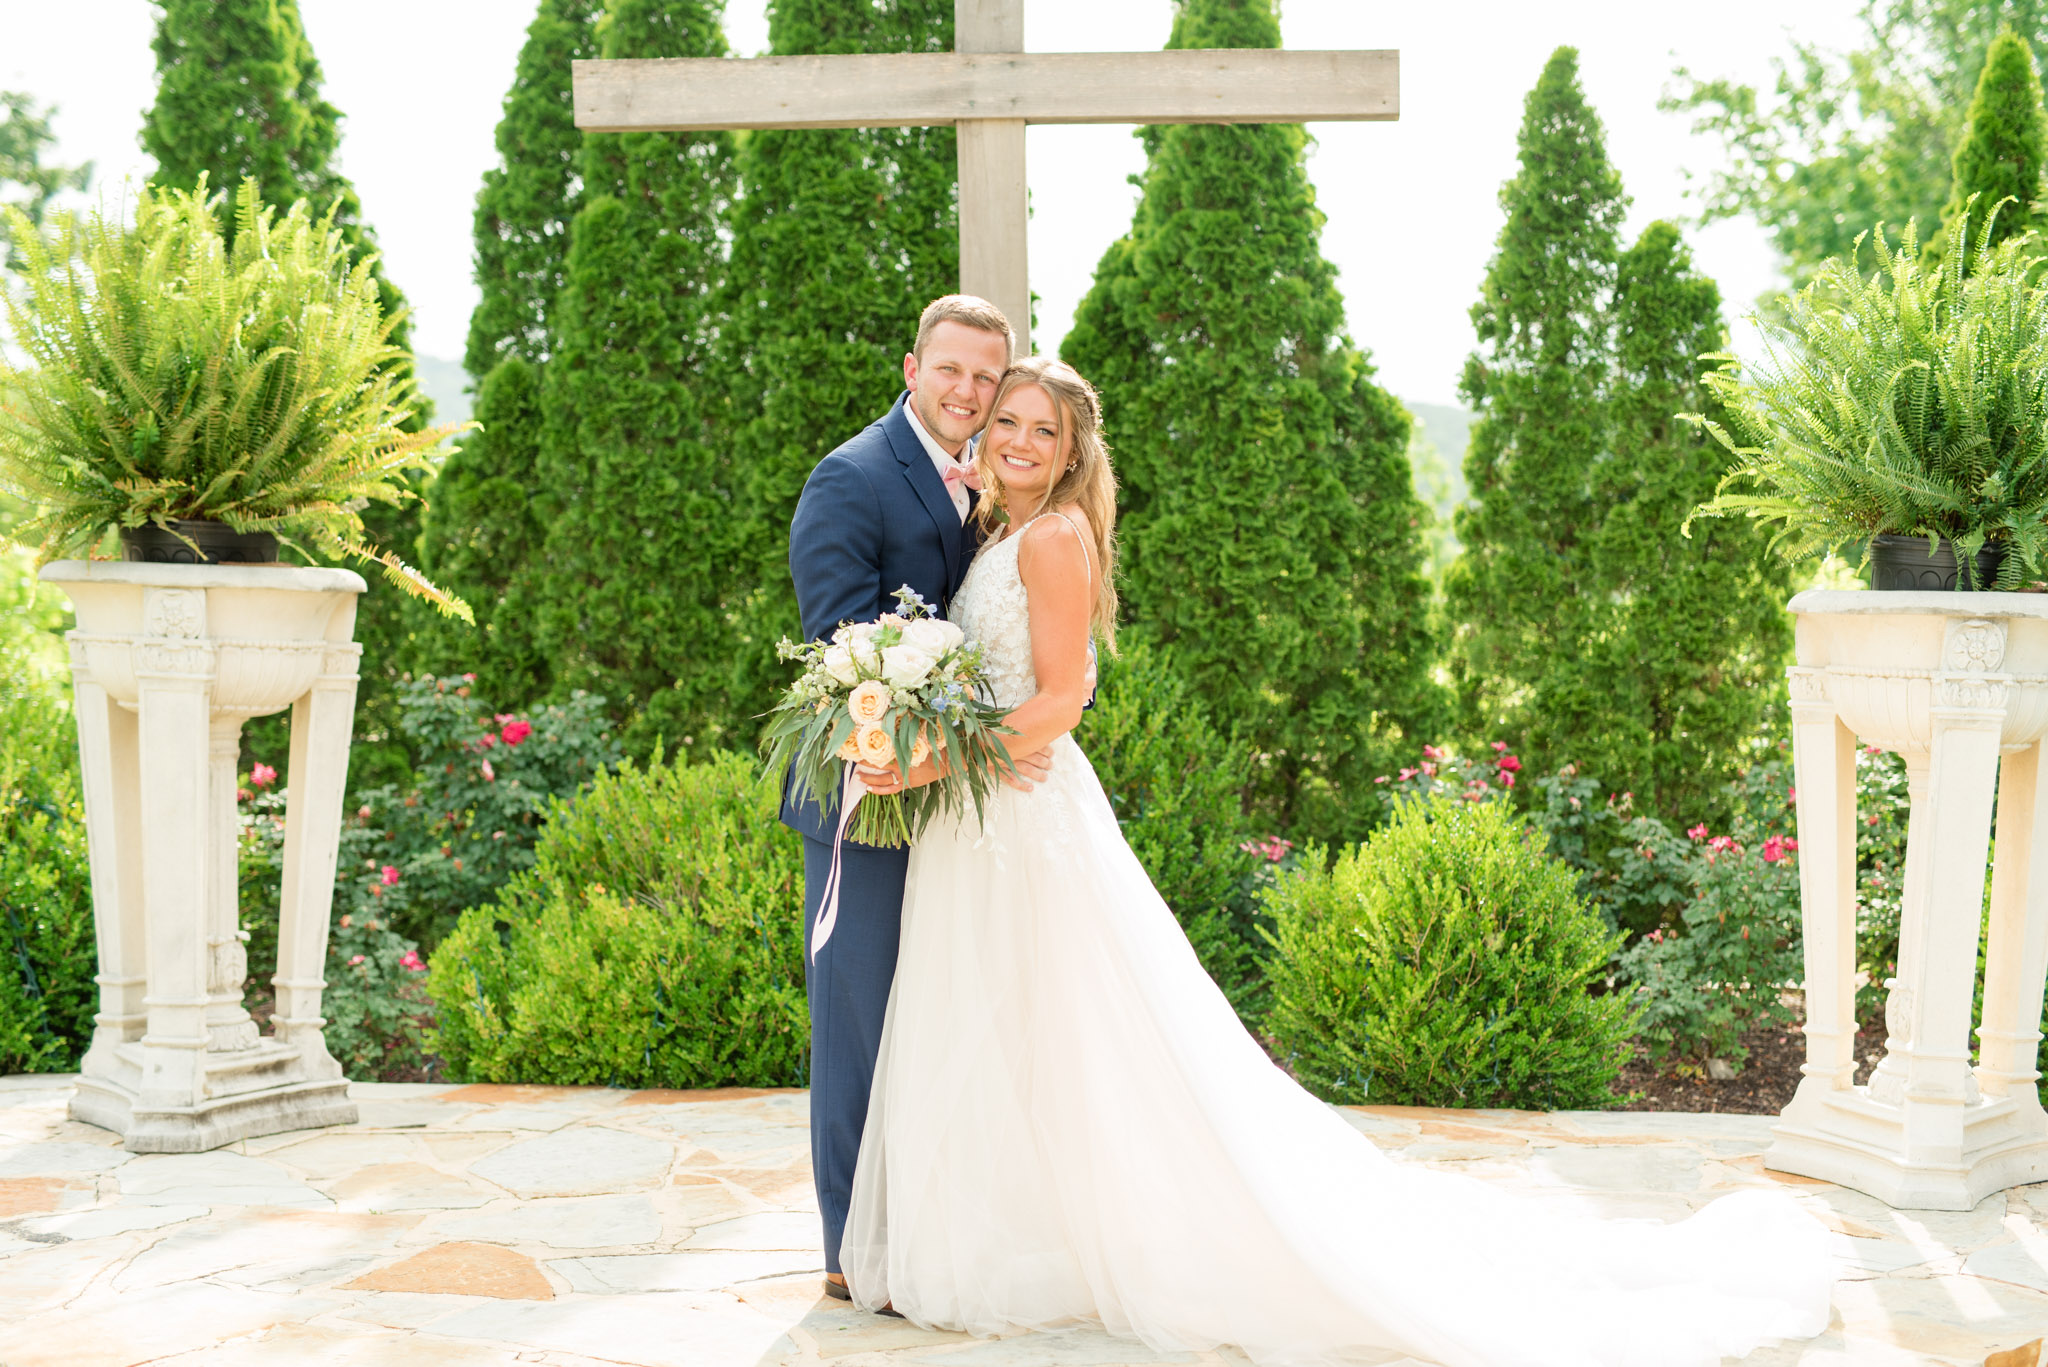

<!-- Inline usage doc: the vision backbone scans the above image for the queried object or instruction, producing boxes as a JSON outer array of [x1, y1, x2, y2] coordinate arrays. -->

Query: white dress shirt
[[905, 400, 972, 524]]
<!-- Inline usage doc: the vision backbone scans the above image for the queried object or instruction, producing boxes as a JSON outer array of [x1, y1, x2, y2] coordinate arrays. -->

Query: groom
[[783, 294, 1051, 1303]]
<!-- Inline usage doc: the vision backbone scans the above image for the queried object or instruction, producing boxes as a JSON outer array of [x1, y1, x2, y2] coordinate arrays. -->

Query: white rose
[[881, 644, 937, 689], [822, 644, 858, 686], [850, 633, 883, 671], [935, 618, 966, 651], [902, 618, 952, 656]]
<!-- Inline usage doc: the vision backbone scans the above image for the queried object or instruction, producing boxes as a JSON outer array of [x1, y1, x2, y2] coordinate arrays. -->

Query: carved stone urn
[[39, 560, 366, 1152], [1771, 589, 2048, 1208]]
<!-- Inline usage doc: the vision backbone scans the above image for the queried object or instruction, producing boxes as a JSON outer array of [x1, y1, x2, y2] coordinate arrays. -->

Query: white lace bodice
[[949, 527, 1038, 709]]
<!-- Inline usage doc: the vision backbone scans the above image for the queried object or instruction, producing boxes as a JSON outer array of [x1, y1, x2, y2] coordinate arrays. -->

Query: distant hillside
[[413, 354, 473, 426], [1403, 400, 1474, 579]]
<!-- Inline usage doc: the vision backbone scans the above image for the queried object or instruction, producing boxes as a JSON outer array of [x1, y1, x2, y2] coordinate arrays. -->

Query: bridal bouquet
[[762, 586, 1015, 849]]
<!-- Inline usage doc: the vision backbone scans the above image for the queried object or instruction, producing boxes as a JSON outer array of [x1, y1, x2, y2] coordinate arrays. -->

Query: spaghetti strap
[[1038, 511, 1093, 584]]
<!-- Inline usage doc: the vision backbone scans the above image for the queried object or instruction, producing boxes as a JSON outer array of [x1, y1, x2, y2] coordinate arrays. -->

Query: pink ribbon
[[809, 764, 867, 963]]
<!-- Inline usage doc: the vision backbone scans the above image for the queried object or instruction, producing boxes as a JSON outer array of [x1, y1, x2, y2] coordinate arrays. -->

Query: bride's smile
[[984, 383, 1066, 498]]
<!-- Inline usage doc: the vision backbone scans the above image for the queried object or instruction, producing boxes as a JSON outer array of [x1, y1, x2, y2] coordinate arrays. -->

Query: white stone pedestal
[[1768, 590, 2048, 1208], [39, 560, 368, 1152]]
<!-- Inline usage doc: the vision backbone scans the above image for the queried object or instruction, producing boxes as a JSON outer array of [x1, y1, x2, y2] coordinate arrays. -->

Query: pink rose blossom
[[400, 949, 425, 973], [481, 758, 496, 783], [1687, 824, 1708, 840], [250, 762, 277, 788], [462, 672, 477, 683], [1502, 772, 1515, 788], [236, 787, 252, 802], [348, 954, 364, 966], [381, 865, 400, 886], [1422, 744, 1448, 761], [502, 719, 534, 746], [1495, 755, 1522, 773], [1788, 787, 1797, 803], [1490, 740, 1508, 752]]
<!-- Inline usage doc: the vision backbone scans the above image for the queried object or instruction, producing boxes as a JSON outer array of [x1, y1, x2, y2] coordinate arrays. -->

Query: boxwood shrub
[[1264, 793, 1637, 1109], [0, 601, 95, 1074], [427, 749, 807, 1088]]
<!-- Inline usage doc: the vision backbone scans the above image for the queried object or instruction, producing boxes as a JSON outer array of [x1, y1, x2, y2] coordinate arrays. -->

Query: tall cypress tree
[[1064, 0, 1440, 842], [1449, 52, 1789, 820], [420, 0, 601, 693], [528, 0, 738, 755], [1934, 27, 2048, 261], [142, 0, 431, 787], [1571, 223, 1792, 819], [464, 0, 602, 377], [1447, 47, 1625, 768], [719, 0, 960, 719]]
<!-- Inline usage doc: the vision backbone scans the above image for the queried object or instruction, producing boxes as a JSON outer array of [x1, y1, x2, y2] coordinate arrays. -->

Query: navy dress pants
[[803, 833, 910, 1275]]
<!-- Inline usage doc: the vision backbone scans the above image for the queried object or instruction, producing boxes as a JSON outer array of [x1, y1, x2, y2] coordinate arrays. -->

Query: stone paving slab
[[0, 1073, 2045, 1366]]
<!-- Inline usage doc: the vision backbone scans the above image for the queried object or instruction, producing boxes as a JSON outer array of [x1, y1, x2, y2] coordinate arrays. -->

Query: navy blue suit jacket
[[780, 392, 982, 842]]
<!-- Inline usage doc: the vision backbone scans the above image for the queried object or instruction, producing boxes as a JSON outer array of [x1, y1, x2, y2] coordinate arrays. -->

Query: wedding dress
[[840, 515, 1834, 1367]]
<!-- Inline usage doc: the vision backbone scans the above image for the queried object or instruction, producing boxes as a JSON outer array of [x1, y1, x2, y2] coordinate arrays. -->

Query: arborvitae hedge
[[1448, 49, 1789, 822], [421, 0, 599, 692], [1063, 0, 1439, 843], [718, 0, 961, 721], [528, 0, 738, 756], [464, 0, 601, 377], [1935, 28, 2048, 261], [1579, 223, 1792, 817], [142, 0, 429, 787]]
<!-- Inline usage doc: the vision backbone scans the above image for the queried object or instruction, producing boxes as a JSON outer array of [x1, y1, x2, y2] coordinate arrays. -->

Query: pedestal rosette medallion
[[40, 560, 367, 1152], [1772, 590, 2048, 1208]]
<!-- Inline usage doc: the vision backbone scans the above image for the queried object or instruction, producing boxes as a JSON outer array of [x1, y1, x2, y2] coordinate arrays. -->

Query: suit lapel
[[884, 393, 966, 601]]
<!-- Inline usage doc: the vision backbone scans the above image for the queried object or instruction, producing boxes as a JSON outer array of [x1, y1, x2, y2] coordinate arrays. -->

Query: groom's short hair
[[914, 294, 1014, 361]]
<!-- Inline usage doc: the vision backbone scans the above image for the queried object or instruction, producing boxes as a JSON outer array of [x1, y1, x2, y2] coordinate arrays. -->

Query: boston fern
[[0, 178, 471, 618], [1688, 212, 2048, 587]]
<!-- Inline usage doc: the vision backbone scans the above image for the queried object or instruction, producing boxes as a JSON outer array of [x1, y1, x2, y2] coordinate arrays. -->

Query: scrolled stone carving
[[1885, 984, 1915, 1046], [1786, 668, 1829, 703], [137, 643, 212, 675], [1944, 618, 2006, 673], [1938, 676, 2010, 709], [144, 589, 204, 640]]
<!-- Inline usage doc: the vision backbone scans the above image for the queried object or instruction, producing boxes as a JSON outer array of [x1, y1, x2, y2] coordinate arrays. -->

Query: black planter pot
[[119, 519, 280, 566], [1867, 533, 2005, 591]]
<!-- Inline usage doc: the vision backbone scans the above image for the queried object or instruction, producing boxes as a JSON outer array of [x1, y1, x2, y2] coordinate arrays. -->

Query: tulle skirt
[[841, 736, 1834, 1367]]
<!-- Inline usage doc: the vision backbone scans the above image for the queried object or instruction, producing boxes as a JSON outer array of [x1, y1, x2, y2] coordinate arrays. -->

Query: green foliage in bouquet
[[1264, 795, 1636, 1110], [0, 180, 469, 618], [762, 587, 1014, 849], [1690, 213, 2048, 585], [427, 751, 809, 1089]]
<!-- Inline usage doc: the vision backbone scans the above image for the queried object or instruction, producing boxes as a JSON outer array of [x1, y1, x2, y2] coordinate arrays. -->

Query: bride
[[842, 356, 1834, 1367]]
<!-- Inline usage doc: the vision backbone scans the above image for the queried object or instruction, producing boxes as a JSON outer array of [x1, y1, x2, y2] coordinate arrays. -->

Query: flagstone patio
[[2, 1073, 2045, 1367]]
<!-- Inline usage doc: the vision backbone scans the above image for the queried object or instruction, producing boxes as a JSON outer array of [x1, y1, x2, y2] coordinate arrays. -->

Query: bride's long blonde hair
[[972, 357, 1120, 646]]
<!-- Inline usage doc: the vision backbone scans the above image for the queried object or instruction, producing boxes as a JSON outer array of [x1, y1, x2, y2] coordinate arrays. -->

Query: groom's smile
[[904, 318, 1010, 454]]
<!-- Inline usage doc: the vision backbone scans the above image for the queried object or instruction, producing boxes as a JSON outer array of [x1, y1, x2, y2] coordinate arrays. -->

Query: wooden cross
[[573, 0, 1397, 356]]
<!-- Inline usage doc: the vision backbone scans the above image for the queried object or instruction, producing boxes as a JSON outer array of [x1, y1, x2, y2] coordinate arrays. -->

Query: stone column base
[[1767, 1084, 2048, 1209], [68, 1040, 357, 1154]]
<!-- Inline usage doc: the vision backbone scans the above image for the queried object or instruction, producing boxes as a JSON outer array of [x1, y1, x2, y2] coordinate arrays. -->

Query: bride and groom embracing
[[780, 295, 1835, 1366]]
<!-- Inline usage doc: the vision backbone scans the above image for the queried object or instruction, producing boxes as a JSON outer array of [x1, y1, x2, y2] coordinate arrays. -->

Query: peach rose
[[909, 731, 932, 767], [856, 723, 897, 768], [837, 731, 862, 762], [848, 679, 893, 725]]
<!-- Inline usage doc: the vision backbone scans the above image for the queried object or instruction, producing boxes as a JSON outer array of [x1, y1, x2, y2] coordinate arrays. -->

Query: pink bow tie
[[943, 461, 982, 493]]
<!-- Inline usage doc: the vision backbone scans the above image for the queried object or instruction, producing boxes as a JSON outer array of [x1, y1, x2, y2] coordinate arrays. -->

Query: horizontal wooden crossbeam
[[572, 49, 1399, 133]]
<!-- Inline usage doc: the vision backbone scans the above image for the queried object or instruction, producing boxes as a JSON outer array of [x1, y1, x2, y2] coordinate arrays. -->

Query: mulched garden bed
[[1616, 1008, 1885, 1114]]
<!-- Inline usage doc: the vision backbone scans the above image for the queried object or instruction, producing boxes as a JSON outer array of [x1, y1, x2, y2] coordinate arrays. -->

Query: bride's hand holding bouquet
[[761, 585, 1015, 849]]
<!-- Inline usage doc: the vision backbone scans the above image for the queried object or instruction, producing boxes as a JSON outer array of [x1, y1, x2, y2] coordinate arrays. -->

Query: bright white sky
[[6, 0, 1867, 406]]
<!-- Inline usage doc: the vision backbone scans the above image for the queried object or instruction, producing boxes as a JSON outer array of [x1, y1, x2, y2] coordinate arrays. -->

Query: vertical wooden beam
[[956, 0, 1030, 355]]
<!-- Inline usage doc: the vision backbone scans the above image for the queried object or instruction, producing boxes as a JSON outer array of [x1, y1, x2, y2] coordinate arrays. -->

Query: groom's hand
[[1005, 746, 1054, 793]]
